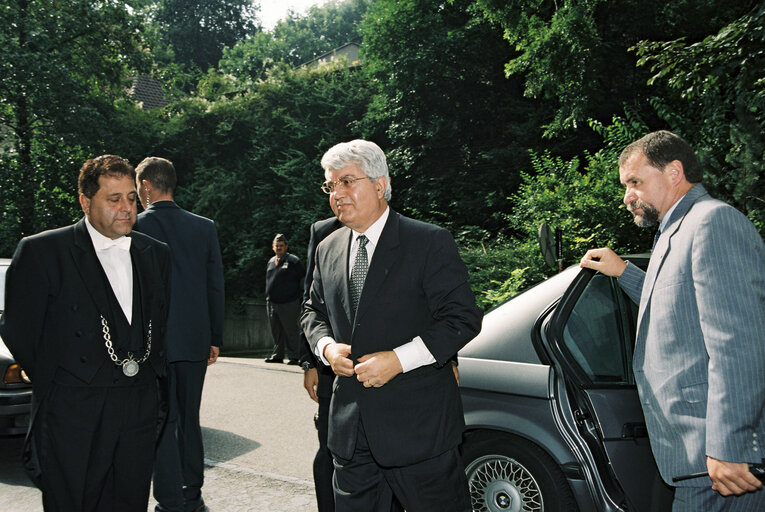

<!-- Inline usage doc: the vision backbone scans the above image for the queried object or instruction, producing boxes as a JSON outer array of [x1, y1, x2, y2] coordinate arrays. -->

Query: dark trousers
[[153, 361, 208, 512], [267, 299, 301, 360], [314, 396, 335, 512], [333, 418, 469, 512], [36, 377, 159, 512]]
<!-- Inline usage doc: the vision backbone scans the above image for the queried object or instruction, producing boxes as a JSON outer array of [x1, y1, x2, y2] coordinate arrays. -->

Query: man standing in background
[[135, 157, 225, 512], [265, 234, 305, 365]]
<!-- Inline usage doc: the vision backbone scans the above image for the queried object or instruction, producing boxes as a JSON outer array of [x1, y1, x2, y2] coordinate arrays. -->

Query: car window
[[561, 274, 633, 384]]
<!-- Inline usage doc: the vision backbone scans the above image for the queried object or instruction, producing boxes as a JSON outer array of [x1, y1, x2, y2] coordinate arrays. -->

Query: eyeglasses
[[321, 175, 371, 194]]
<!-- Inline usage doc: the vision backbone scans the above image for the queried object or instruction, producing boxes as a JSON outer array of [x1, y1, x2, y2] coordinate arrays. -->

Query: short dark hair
[[619, 130, 702, 183], [78, 155, 135, 198], [135, 156, 177, 193], [273, 234, 287, 244]]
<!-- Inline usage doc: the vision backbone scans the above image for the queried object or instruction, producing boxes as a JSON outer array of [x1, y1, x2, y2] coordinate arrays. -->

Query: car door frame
[[534, 265, 672, 512]]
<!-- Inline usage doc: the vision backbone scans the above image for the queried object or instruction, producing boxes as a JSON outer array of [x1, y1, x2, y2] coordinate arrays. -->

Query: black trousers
[[314, 396, 336, 512], [333, 418, 469, 512], [153, 360, 208, 512], [36, 371, 159, 512]]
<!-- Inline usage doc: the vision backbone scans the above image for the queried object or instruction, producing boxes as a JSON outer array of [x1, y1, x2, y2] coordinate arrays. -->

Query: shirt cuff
[[394, 336, 436, 373], [315, 336, 335, 366]]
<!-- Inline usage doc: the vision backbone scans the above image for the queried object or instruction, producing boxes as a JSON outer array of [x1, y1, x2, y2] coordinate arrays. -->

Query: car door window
[[561, 274, 633, 384]]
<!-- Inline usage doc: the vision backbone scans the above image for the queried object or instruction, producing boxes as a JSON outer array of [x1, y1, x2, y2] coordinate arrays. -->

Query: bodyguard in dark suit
[[0, 155, 170, 511], [302, 140, 483, 512], [134, 157, 225, 512], [581, 131, 764, 510], [299, 216, 343, 512]]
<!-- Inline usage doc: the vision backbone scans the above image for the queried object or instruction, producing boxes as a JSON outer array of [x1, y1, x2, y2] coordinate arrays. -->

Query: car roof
[[460, 254, 650, 365]]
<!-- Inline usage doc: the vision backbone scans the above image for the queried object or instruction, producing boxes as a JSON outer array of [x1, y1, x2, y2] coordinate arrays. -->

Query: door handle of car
[[621, 422, 648, 439]]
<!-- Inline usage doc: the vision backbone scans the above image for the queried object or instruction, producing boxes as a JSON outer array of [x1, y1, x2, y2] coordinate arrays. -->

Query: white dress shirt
[[315, 207, 437, 372], [85, 217, 134, 323]]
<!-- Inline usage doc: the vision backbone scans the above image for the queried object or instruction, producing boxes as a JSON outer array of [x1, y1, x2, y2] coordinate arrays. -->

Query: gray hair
[[320, 139, 392, 201]]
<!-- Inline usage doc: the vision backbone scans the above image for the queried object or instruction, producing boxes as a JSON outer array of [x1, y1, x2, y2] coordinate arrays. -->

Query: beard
[[627, 199, 660, 228]]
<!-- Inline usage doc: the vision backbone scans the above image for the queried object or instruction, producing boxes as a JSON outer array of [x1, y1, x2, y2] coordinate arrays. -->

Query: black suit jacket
[[134, 201, 225, 362], [302, 210, 482, 466], [0, 219, 170, 397], [0, 218, 171, 487], [300, 216, 343, 399]]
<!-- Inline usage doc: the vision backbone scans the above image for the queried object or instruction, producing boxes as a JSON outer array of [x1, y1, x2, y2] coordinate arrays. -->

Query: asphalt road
[[0, 356, 322, 512]]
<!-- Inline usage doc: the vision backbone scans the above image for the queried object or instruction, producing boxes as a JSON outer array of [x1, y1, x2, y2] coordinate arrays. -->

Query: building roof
[[129, 75, 170, 110], [302, 42, 362, 69]]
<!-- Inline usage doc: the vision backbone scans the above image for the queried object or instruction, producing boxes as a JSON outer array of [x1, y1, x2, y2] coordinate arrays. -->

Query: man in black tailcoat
[[0, 155, 170, 511]]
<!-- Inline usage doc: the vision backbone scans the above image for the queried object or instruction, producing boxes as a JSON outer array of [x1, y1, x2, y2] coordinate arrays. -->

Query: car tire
[[462, 433, 576, 512]]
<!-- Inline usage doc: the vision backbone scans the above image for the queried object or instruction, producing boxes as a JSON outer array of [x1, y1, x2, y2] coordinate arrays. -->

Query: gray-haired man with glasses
[[302, 139, 482, 512]]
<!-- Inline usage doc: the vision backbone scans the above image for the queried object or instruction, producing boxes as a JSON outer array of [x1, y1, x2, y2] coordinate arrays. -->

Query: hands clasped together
[[324, 343, 403, 388]]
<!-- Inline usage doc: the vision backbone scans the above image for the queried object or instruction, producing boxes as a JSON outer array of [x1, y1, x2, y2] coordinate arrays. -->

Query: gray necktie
[[350, 235, 369, 314]]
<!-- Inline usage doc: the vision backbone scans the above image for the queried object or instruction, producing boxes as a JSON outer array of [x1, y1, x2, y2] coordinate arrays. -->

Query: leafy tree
[[219, 0, 372, 82], [143, 62, 373, 300], [634, 3, 765, 232], [152, 0, 259, 73], [360, 0, 545, 235], [469, 0, 757, 138], [0, 0, 149, 243], [475, 114, 651, 308]]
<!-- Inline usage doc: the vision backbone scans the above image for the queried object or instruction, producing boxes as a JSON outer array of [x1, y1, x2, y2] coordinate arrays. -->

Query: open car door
[[537, 267, 673, 511]]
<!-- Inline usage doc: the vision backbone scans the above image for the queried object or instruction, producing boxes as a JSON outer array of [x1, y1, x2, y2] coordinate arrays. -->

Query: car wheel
[[462, 434, 576, 512]]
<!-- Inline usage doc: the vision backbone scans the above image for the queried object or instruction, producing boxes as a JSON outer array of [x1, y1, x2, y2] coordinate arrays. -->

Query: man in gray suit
[[581, 130, 764, 510], [134, 157, 225, 512]]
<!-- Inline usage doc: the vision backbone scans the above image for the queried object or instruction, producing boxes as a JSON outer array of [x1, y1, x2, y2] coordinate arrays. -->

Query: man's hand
[[355, 351, 403, 388], [324, 343, 355, 377], [303, 367, 319, 403], [707, 456, 763, 496], [207, 346, 220, 366], [452, 360, 460, 386], [579, 248, 627, 277]]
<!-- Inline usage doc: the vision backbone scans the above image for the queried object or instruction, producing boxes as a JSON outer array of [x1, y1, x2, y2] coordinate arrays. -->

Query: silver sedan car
[[459, 256, 674, 512]]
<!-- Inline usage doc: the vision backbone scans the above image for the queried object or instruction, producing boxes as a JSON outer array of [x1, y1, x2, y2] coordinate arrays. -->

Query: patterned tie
[[652, 229, 662, 251], [350, 235, 369, 314]]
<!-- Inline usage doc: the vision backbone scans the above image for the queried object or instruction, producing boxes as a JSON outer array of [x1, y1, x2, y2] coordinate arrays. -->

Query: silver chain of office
[[101, 315, 152, 377]]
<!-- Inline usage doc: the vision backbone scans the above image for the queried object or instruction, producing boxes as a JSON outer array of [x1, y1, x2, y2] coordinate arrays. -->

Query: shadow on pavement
[[202, 426, 260, 462], [0, 435, 36, 488]]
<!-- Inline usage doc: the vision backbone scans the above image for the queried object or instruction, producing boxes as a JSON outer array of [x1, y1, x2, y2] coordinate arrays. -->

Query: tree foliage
[[143, 63, 373, 299], [634, 3, 765, 230], [360, 0, 546, 235], [1, 0, 759, 307], [0, 0, 149, 245], [152, 0, 258, 73], [469, 0, 758, 137], [219, 0, 371, 82]]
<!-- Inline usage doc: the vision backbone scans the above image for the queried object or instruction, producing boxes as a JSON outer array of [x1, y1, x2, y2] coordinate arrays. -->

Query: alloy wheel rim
[[465, 454, 543, 512]]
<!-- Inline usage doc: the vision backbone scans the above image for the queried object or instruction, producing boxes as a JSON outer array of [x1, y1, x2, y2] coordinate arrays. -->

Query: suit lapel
[[324, 228, 354, 328], [71, 219, 111, 317], [353, 212, 400, 326], [637, 185, 709, 329]]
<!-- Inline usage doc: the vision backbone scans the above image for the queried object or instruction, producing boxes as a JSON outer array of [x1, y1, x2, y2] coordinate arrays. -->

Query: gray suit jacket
[[619, 184, 765, 486]]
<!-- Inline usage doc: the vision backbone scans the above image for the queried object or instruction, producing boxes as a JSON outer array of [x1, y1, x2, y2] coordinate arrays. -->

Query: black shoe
[[286, 359, 300, 365], [264, 356, 283, 363]]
